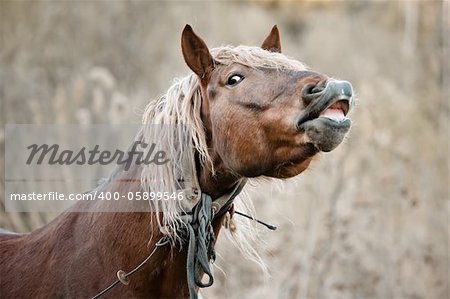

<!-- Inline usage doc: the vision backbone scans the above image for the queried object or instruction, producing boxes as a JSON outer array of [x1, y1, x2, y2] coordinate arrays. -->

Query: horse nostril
[[301, 80, 327, 104], [303, 81, 326, 96], [311, 80, 327, 93]]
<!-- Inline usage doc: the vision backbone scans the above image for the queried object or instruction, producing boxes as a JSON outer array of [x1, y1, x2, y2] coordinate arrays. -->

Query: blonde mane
[[139, 45, 307, 265]]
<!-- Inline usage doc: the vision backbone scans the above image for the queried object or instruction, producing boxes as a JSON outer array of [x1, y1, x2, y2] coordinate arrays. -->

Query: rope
[[91, 179, 280, 299], [186, 193, 216, 299], [234, 210, 277, 231], [91, 237, 170, 299], [91, 194, 217, 299]]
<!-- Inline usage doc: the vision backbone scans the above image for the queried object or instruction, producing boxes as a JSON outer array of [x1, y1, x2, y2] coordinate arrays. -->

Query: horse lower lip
[[301, 117, 351, 152], [310, 117, 351, 128], [297, 114, 351, 132]]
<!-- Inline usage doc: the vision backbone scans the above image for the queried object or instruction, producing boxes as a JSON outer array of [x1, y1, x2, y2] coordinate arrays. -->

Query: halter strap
[[185, 179, 247, 299], [90, 180, 246, 299], [211, 179, 247, 217], [90, 176, 280, 299]]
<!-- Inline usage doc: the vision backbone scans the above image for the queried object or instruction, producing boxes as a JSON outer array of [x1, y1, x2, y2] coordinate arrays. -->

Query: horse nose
[[302, 80, 327, 97], [301, 79, 353, 106], [324, 80, 353, 99]]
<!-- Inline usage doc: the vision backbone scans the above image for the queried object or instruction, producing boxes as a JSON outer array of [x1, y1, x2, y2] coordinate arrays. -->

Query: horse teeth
[[319, 108, 346, 121]]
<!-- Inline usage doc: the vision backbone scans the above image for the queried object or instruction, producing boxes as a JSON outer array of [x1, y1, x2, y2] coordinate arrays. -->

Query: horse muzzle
[[297, 79, 355, 152]]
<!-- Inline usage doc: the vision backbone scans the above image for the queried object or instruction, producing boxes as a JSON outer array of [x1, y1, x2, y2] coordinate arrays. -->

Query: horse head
[[181, 25, 354, 179]]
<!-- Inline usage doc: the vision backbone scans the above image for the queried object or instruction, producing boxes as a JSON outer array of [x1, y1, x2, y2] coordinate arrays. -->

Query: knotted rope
[[92, 179, 279, 299], [186, 193, 216, 299]]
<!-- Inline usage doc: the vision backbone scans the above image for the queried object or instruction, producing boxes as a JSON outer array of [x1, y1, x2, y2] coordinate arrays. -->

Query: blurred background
[[0, 1, 448, 299]]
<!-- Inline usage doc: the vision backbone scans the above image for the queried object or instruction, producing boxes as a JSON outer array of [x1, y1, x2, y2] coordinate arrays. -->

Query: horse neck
[[196, 151, 241, 199], [88, 160, 233, 295], [21, 148, 236, 297]]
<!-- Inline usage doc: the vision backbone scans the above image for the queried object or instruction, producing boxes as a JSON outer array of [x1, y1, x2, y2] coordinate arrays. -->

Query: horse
[[0, 25, 354, 298]]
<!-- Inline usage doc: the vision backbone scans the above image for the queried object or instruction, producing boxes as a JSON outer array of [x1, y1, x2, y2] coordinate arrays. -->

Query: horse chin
[[302, 117, 351, 152], [263, 148, 317, 179]]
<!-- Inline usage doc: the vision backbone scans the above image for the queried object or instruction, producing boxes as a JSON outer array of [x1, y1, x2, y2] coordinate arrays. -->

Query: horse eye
[[226, 74, 244, 86]]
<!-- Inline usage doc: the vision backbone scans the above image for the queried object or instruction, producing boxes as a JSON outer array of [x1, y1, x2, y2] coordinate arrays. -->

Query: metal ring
[[211, 202, 220, 215], [117, 270, 130, 285]]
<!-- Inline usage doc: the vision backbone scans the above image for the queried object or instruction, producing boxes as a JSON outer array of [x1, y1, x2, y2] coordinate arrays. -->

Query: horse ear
[[181, 25, 214, 79], [261, 25, 282, 53]]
